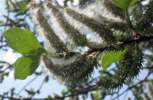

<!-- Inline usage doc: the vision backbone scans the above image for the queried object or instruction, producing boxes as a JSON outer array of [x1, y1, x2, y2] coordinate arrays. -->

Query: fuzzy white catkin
[[28, 0, 123, 76], [29, 0, 123, 59]]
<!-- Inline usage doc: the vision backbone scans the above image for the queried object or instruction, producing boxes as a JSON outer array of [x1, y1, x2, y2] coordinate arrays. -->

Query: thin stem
[[125, 9, 136, 31]]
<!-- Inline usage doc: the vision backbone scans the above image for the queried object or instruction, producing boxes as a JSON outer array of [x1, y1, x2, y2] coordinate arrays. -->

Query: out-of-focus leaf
[[0, 20, 4, 25], [112, 0, 137, 10], [91, 92, 101, 100], [18, 0, 28, 13], [5, 0, 14, 11]]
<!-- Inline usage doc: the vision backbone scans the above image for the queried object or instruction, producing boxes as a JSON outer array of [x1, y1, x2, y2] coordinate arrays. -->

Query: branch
[[87, 35, 153, 54], [57, 85, 98, 99], [112, 72, 151, 100]]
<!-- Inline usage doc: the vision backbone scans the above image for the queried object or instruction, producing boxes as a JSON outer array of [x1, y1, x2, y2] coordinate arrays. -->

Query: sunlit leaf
[[99, 50, 126, 70], [14, 55, 40, 79], [3, 27, 41, 54], [129, 0, 138, 6], [112, 0, 137, 10], [91, 92, 101, 100], [18, 0, 28, 13]]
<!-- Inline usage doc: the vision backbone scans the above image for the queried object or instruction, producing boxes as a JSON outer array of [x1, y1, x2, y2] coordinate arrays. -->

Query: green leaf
[[112, 0, 137, 10], [91, 92, 101, 100], [3, 27, 41, 54], [14, 47, 46, 79], [18, 0, 28, 13], [99, 50, 126, 70], [14, 55, 40, 79], [129, 0, 138, 6]]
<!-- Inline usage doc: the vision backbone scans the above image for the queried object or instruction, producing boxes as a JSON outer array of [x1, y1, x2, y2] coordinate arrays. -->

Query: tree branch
[[87, 35, 153, 54]]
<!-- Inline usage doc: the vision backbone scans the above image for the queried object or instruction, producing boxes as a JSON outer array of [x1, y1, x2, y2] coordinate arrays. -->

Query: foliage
[[3, 27, 41, 54], [3, 27, 46, 79], [14, 55, 40, 79], [112, 0, 137, 10], [0, 0, 153, 100], [18, 0, 29, 13], [98, 49, 126, 70]]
